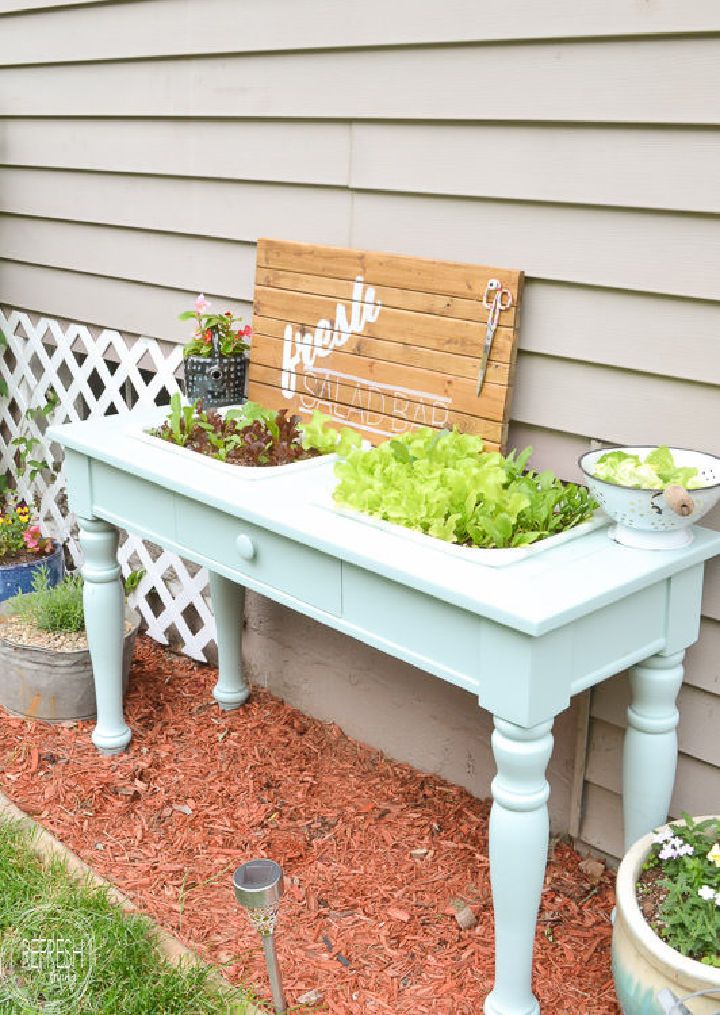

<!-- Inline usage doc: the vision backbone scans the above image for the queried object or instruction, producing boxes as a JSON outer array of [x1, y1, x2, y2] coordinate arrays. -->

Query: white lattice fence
[[0, 308, 217, 662]]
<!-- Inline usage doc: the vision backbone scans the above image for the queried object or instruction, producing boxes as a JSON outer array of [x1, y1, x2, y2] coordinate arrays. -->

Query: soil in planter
[[0, 614, 134, 652], [154, 408, 321, 467], [636, 867, 667, 930], [0, 549, 51, 566]]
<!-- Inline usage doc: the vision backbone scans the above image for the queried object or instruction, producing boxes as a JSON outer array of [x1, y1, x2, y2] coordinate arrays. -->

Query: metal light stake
[[233, 859, 286, 1013]]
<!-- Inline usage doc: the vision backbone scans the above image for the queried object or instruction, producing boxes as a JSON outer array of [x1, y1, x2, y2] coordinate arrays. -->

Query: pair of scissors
[[476, 279, 513, 396]]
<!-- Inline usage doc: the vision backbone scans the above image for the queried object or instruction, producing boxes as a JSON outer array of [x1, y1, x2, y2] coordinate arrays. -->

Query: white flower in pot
[[613, 815, 720, 1014]]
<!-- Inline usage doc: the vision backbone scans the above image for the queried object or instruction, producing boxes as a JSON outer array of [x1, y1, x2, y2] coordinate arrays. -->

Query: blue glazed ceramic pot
[[0, 542, 64, 603]]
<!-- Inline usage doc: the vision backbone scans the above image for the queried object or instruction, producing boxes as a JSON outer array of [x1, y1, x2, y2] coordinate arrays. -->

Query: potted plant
[[0, 496, 63, 603], [0, 567, 141, 722], [181, 294, 252, 408], [613, 814, 720, 1014]]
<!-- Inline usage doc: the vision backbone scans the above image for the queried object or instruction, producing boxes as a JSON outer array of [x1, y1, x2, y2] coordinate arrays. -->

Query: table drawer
[[177, 500, 341, 615]]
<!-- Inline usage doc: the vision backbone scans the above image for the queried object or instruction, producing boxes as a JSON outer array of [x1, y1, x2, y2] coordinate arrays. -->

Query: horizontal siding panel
[[351, 124, 720, 215], [512, 356, 720, 454], [585, 718, 720, 817], [0, 216, 257, 298], [579, 783, 625, 858], [579, 778, 720, 861], [0, 119, 350, 186], [3, 219, 719, 449], [592, 676, 720, 768], [0, 261, 250, 341], [521, 283, 720, 386], [5, 169, 720, 381], [0, 1, 105, 11], [0, 170, 352, 245], [4, 0, 720, 62], [350, 192, 720, 302], [3, 221, 719, 450], [506, 425, 592, 484], [703, 560, 720, 622], [2, 40, 720, 123], [8, 118, 720, 218], [7, 173, 720, 379], [685, 618, 720, 696]]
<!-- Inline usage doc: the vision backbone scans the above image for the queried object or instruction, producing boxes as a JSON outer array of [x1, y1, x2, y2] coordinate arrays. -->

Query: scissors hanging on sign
[[476, 279, 513, 396]]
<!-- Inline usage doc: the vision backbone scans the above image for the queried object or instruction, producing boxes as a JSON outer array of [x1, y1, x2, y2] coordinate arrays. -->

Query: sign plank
[[250, 238, 523, 451]]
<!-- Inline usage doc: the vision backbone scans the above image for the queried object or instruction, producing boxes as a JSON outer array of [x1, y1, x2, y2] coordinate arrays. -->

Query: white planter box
[[323, 500, 608, 567], [128, 426, 338, 481]]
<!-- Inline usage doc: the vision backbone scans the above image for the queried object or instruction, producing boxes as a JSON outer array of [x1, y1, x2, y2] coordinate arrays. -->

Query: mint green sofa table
[[50, 412, 720, 1015]]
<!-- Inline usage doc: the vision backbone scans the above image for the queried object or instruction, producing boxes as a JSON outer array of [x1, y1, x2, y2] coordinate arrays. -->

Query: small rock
[[579, 858, 605, 884], [387, 906, 411, 923], [410, 848, 429, 860], [297, 988, 324, 1006], [172, 803, 192, 816], [453, 905, 477, 931]]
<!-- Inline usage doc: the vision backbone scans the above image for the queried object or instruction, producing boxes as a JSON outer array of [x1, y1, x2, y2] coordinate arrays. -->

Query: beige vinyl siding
[[0, 120, 351, 186], [5, 0, 720, 58], [1, 1, 718, 856], [3, 43, 720, 123]]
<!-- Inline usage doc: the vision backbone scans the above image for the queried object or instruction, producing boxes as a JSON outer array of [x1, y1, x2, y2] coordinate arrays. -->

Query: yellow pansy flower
[[707, 842, 720, 867]]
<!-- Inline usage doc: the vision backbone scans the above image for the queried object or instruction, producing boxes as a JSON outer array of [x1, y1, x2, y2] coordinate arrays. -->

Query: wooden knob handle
[[663, 485, 694, 517]]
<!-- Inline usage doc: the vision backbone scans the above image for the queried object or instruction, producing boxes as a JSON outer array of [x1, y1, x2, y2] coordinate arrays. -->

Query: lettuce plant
[[593, 445, 703, 490], [153, 396, 360, 467], [333, 428, 596, 549]]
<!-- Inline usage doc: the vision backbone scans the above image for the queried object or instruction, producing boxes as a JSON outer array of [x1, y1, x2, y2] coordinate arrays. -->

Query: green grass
[[0, 819, 261, 1014]]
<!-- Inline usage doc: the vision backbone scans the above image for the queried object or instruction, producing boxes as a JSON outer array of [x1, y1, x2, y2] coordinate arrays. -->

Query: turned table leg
[[485, 717, 554, 1015], [208, 571, 250, 710], [79, 517, 131, 755], [623, 651, 684, 850]]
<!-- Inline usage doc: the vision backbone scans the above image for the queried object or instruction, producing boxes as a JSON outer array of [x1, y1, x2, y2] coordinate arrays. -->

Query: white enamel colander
[[578, 446, 720, 549]]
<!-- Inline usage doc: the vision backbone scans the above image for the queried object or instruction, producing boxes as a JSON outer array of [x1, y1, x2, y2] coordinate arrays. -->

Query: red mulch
[[0, 637, 620, 1014]]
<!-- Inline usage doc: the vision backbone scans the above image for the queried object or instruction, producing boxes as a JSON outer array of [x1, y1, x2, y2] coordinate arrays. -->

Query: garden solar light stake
[[233, 859, 286, 1013]]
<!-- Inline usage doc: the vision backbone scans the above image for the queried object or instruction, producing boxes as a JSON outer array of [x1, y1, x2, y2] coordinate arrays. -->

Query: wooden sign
[[248, 238, 524, 452]]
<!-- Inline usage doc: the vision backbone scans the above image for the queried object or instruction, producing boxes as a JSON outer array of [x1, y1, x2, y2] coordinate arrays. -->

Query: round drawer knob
[[235, 534, 255, 560]]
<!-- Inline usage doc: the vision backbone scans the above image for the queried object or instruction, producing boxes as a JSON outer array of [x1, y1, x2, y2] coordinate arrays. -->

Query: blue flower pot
[[0, 543, 64, 603]]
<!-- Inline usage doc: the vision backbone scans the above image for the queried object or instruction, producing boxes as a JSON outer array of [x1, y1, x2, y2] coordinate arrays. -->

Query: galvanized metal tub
[[0, 603, 140, 722], [0, 543, 64, 603]]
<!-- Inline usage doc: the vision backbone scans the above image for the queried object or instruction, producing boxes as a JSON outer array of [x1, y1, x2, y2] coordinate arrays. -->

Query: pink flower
[[23, 525, 42, 551], [243, 325, 252, 337], [194, 294, 211, 314]]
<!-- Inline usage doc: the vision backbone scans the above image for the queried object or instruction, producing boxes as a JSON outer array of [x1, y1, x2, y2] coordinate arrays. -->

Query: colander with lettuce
[[592, 445, 704, 490]]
